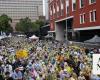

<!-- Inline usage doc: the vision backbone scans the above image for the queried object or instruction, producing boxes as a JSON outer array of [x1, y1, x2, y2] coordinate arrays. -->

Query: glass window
[[80, 13, 85, 24], [60, 0, 64, 10], [94, 10, 96, 21], [66, 0, 69, 14], [50, 7, 52, 16], [80, 14, 83, 24], [89, 0, 96, 4], [90, 11, 94, 22], [53, 5, 55, 14], [80, 0, 84, 8], [72, 0, 76, 11], [90, 10, 96, 22], [56, 2, 59, 12]]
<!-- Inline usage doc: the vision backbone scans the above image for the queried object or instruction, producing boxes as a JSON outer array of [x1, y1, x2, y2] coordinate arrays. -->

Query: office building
[[0, 0, 43, 30]]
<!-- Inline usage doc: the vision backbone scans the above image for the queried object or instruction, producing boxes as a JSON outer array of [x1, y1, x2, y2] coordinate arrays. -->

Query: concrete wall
[[55, 22, 65, 41]]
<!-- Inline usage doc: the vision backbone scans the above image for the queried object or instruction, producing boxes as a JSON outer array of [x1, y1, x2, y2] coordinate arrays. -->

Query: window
[[56, 2, 60, 18], [90, 11, 94, 22], [60, 0, 64, 10], [57, 2, 59, 12], [80, 13, 85, 24], [66, 0, 69, 14], [53, 5, 55, 14], [54, 4, 57, 18], [60, 0, 64, 16], [61, 10, 63, 16], [50, 6, 52, 16], [61, 9, 64, 16], [80, 0, 84, 8], [72, 0, 76, 11], [89, 0, 96, 4], [90, 10, 96, 22]]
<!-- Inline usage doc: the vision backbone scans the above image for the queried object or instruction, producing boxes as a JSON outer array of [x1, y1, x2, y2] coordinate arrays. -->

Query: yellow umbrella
[[16, 49, 28, 59]]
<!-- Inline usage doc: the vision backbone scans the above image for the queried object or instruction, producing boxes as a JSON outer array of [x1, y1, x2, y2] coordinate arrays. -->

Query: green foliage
[[31, 22, 40, 31], [35, 20, 45, 27], [16, 17, 32, 33], [16, 17, 45, 33], [0, 14, 13, 32]]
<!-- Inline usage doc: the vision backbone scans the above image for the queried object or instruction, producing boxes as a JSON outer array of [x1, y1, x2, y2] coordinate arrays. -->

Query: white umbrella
[[29, 35, 39, 39], [17, 34, 25, 37], [8, 33, 12, 38], [0, 35, 6, 40]]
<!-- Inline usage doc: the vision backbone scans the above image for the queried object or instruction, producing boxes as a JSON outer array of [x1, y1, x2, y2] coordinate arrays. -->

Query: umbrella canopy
[[84, 35, 100, 43], [17, 34, 26, 37], [29, 35, 39, 39], [16, 49, 28, 59], [7, 33, 12, 38]]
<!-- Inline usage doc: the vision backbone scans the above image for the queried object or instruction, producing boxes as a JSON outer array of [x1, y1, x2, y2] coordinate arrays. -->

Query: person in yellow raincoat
[[64, 62, 73, 74]]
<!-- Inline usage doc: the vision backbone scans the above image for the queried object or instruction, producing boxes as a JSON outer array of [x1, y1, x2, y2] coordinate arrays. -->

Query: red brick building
[[49, 0, 100, 41]]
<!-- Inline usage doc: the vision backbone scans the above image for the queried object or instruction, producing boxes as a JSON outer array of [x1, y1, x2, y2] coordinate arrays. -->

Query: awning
[[48, 31, 55, 33]]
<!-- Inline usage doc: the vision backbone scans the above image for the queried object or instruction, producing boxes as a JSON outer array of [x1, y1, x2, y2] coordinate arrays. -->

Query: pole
[[36, 6, 39, 19], [66, 19, 68, 45]]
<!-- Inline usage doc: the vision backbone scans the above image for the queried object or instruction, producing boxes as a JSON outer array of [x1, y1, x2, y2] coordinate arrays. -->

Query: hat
[[15, 68, 19, 71]]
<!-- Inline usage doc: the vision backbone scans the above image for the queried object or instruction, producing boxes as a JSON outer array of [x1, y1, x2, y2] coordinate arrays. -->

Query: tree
[[16, 17, 32, 33], [16, 17, 44, 33], [31, 22, 40, 31], [0, 14, 13, 33], [35, 20, 45, 28]]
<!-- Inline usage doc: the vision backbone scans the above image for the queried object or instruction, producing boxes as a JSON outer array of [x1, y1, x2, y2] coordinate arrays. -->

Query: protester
[[0, 36, 99, 80], [5, 72, 13, 80], [12, 68, 23, 80]]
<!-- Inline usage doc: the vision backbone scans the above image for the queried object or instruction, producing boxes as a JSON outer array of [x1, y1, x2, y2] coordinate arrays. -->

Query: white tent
[[84, 35, 100, 43], [0, 35, 6, 40], [29, 35, 39, 39]]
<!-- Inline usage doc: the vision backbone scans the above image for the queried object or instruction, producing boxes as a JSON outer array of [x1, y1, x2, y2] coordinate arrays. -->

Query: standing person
[[12, 68, 23, 80], [4, 63, 13, 77], [0, 70, 4, 80], [69, 73, 78, 80], [5, 72, 13, 80], [78, 72, 86, 80]]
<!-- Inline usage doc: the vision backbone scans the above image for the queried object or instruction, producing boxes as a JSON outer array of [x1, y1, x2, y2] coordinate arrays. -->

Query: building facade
[[0, 0, 43, 30], [49, 0, 100, 41], [44, 0, 49, 20]]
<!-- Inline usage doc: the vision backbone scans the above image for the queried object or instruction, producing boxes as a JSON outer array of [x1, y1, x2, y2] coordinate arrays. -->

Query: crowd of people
[[0, 36, 100, 80]]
